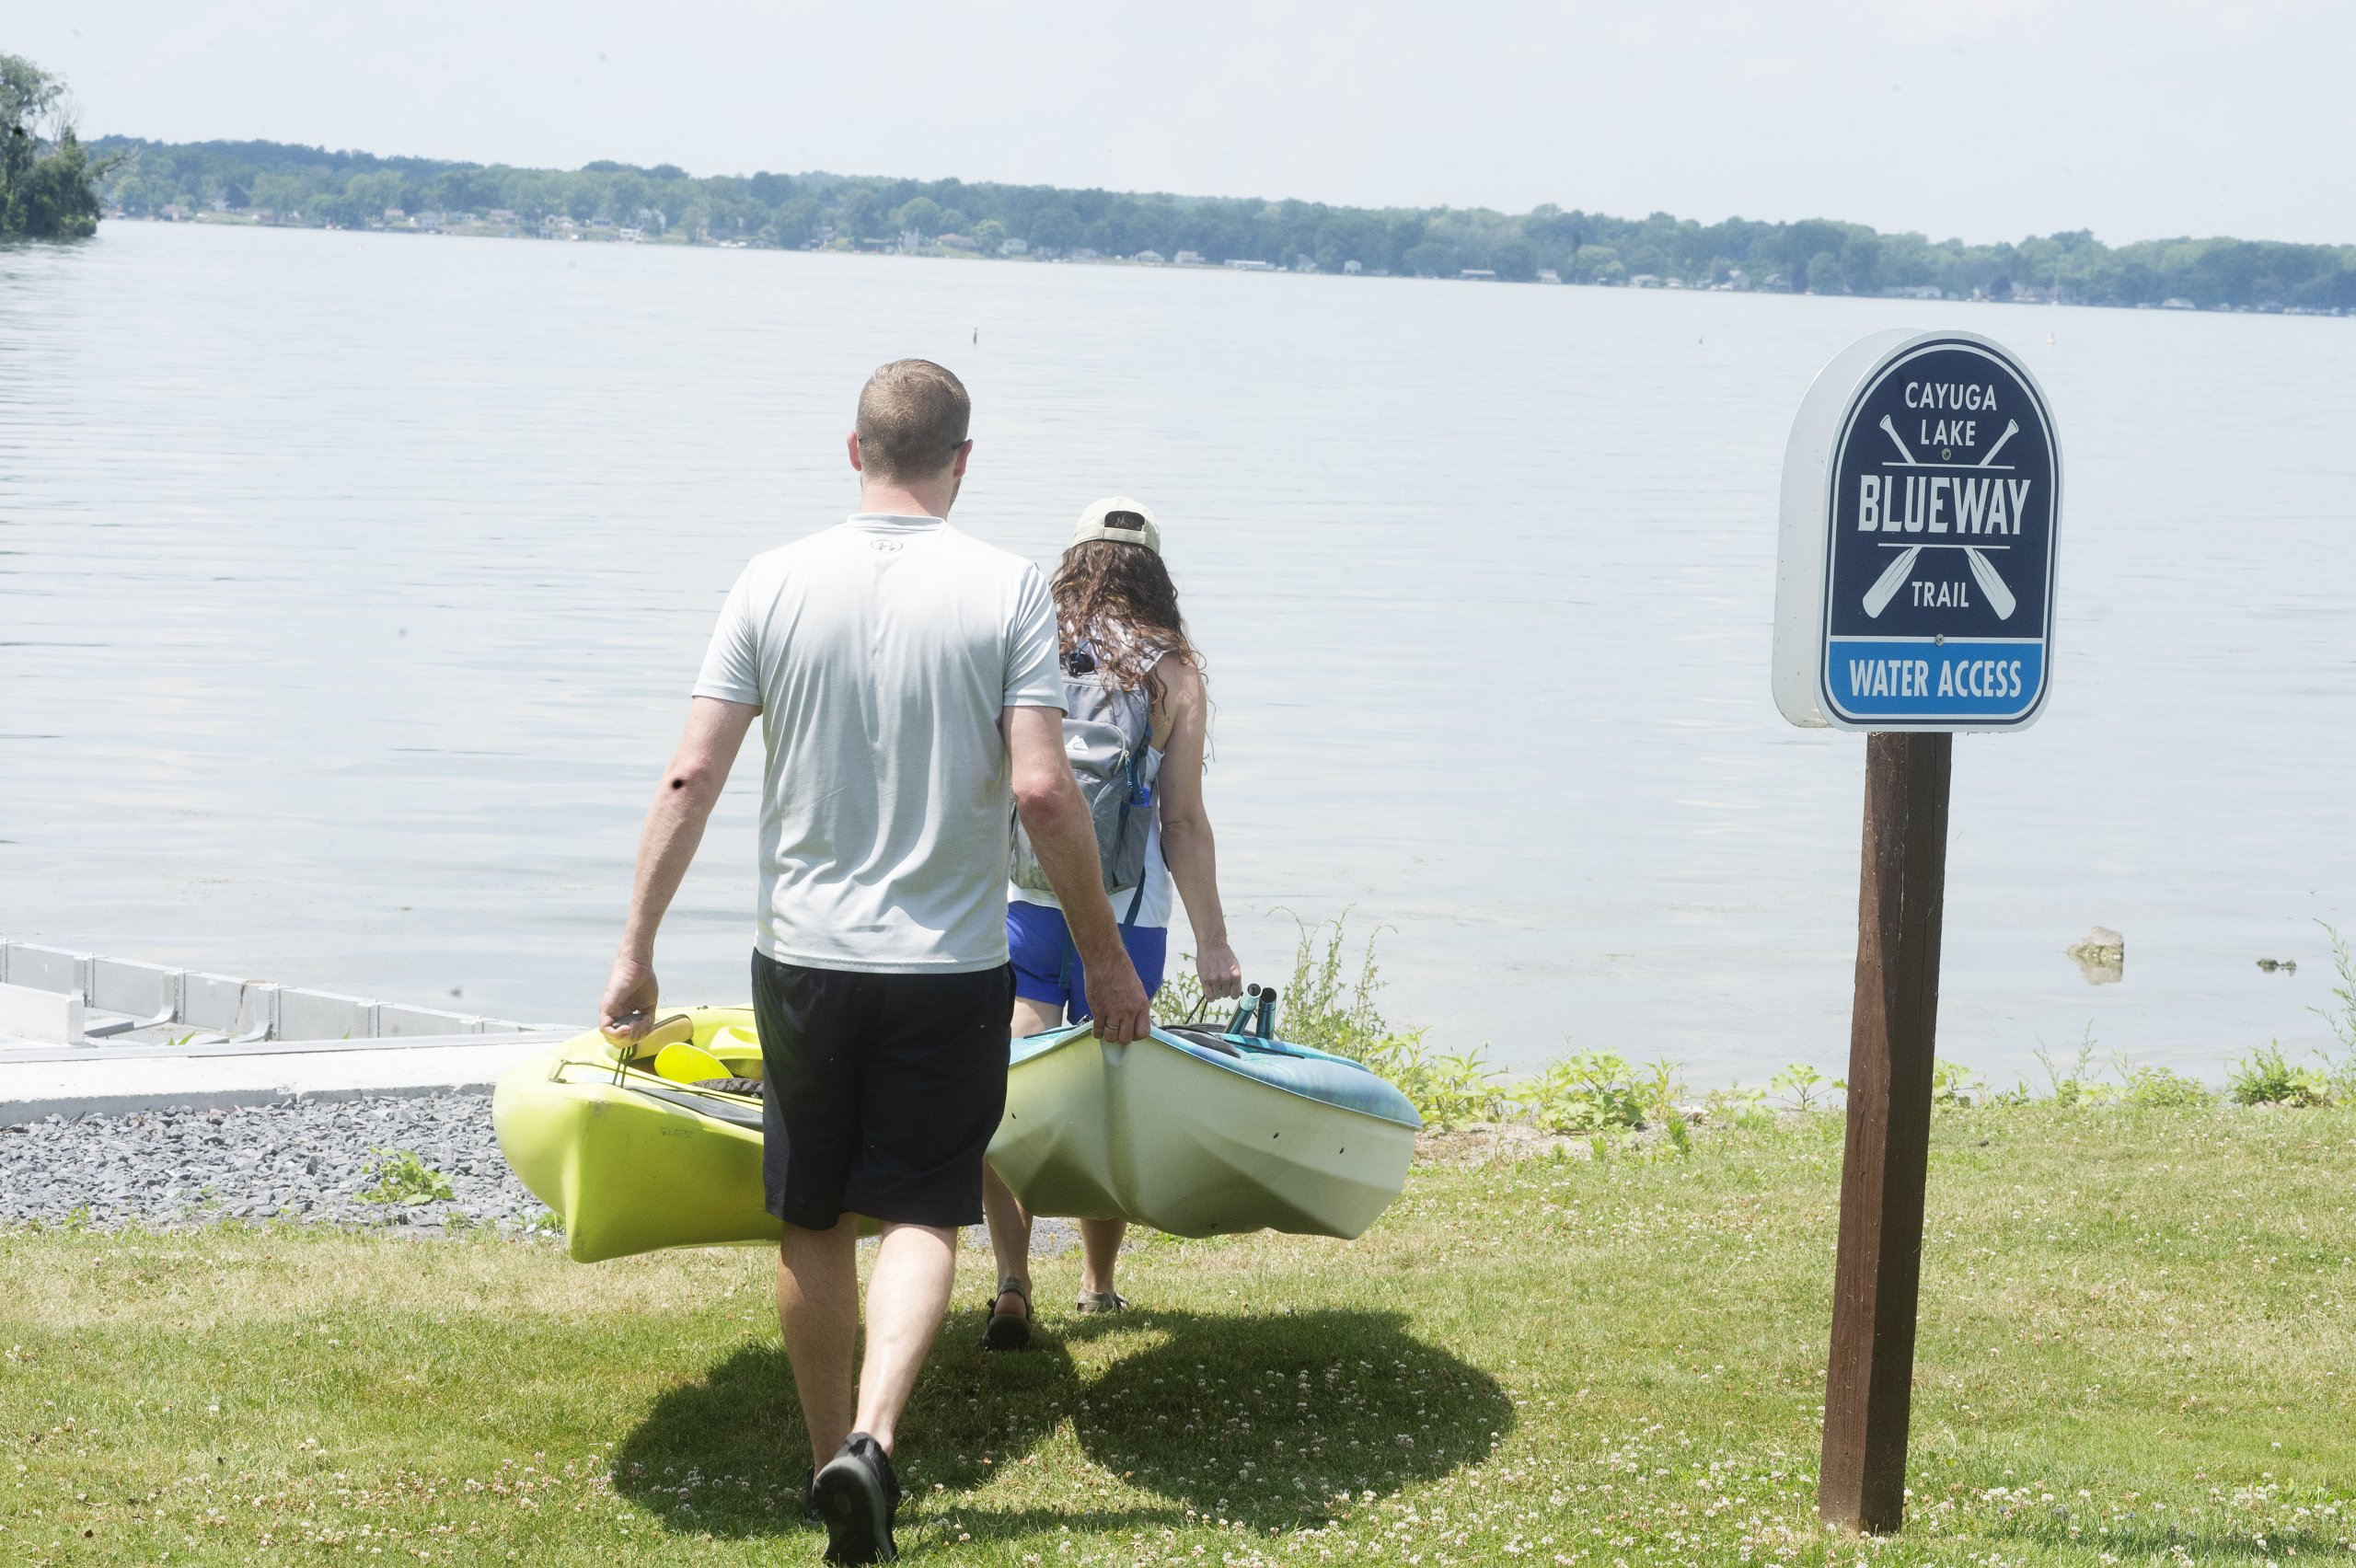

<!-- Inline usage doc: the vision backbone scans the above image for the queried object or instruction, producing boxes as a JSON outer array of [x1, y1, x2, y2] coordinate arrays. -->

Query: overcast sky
[[17, 0, 2352, 246]]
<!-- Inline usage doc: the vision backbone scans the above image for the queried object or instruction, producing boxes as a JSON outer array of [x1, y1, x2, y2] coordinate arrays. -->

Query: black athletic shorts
[[750, 951, 1015, 1231]]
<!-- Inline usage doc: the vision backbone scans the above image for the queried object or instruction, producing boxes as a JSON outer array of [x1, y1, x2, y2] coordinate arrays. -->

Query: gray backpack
[[1009, 650, 1154, 921]]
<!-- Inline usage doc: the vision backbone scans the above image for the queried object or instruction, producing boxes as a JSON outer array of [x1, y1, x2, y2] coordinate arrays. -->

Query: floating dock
[[0, 940, 573, 1125]]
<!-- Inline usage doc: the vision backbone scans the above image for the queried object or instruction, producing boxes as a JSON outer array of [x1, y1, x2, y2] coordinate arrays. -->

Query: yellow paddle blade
[[653, 1041, 729, 1085]]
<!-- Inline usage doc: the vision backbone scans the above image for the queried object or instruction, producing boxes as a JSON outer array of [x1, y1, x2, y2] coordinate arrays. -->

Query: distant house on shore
[[1629, 274, 1662, 288], [1132, 249, 1165, 263], [940, 233, 978, 250], [1174, 249, 1205, 265], [618, 227, 645, 243], [1342, 259, 1363, 275], [1724, 269, 1751, 292], [2161, 297, 2196, 310], [1536, 268, 1561, 284], [1293, 254, 1317, 272], [1880, 284, 1941, 300], [1459, 268, 1496, 281], [1226, 259, 1273, 271], [486, 209, 519, 225], [999, 236, 1030, 257]]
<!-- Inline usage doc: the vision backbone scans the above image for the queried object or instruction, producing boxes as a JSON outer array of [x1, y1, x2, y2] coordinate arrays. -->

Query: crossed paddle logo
[[1860, 415, 2020, 620]]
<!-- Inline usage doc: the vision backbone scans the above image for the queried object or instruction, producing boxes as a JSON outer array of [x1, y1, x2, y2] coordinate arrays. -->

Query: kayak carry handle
[[1254, 986, 1279, 1040]]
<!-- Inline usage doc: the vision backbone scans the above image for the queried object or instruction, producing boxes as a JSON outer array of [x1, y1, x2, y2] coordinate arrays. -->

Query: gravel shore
[[0, 1092, 543, 1233], [0, 1090, 1080, 1253]]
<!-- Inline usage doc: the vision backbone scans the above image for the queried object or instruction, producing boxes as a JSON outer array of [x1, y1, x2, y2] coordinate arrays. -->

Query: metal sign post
[[1772, 330, 2061, 1533]]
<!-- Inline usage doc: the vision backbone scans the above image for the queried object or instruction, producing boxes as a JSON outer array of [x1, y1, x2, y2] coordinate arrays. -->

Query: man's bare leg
[[778, 1215, 860, 1468], [849, 1222, 959, 1454], [1079, 1216, 1126, 1300]]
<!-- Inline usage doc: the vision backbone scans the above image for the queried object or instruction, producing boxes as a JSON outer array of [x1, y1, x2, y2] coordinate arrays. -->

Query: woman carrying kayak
[[981, 497, 1243, 1349]]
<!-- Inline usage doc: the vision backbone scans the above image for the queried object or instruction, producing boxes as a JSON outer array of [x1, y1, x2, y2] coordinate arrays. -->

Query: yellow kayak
[[492, 1008, 778, 1263]]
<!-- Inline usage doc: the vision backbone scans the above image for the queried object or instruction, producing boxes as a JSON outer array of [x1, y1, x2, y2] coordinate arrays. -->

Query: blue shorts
[[1007, 901, 1167, 1022]]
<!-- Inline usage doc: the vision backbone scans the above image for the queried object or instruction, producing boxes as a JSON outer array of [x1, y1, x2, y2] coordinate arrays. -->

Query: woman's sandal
[[982, 1275, 1033, 1351], [1074, 1290, 1130, 1315]]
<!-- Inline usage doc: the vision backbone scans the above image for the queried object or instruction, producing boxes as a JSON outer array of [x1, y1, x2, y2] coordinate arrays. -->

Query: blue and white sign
[[1773, 329, 2061, 732]]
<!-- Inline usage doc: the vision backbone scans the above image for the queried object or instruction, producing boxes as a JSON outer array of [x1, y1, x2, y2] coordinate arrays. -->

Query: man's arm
[[1004, 704, 1151, 1043], [598, 696, 759, 1040]]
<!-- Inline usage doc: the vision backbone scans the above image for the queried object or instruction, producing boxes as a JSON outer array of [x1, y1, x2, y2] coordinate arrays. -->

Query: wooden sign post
[[1771, 331, 2061, 1533], [1819, 731, 1949, 1529]]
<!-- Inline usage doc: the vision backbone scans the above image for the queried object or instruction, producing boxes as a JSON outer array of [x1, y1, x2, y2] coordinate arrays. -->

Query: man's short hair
[[856, 360, 971, 481]]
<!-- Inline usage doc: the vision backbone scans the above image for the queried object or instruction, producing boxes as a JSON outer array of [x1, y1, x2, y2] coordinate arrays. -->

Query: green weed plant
[[1932, 1057, 1986, 1105], [2034, 1029, 2119, 1108], [1771, 1062, 1830, 1111], [1523, 1051, 1648, 1133], [2228, 1043, 2335, 1107], [2314, 920, 2356, 1095], [2118, 1062, 2215, 1107], [357, 1148, 456, 1205]]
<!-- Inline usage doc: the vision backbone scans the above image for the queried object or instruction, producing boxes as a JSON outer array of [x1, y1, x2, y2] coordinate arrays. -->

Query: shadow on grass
[[612, 1304, 1509, 1540], [1052, 1305, 1512, 1531], [608, 1341, 819, 1536], [611, 1313, 1090, 1539]]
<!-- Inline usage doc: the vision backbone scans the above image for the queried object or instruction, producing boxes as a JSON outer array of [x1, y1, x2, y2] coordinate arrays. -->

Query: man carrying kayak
[[596, 358, 1149, 1565]]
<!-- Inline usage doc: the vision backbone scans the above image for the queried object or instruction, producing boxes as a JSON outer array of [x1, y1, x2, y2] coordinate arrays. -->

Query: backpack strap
[[1110, 680, 1153, 928]]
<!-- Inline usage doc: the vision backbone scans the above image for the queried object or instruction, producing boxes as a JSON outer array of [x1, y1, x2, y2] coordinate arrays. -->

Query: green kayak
[[987, 1022, 1421, 1239]]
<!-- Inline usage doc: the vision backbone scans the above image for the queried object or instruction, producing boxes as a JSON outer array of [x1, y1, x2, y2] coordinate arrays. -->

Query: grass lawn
[[6, 1101, 2354, 1565]]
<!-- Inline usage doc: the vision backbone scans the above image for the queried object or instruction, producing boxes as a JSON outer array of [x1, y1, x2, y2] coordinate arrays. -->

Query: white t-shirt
[[693, 513, 1063, 973]]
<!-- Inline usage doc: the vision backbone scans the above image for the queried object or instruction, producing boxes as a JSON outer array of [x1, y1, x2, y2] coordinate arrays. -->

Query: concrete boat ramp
[[0, 940, 574, 1126]]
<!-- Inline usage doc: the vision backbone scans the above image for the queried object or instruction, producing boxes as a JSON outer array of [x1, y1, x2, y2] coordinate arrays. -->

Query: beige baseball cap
[[1069, 496, 1161, 555]]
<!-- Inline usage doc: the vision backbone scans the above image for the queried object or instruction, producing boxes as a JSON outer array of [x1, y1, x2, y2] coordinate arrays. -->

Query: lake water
[[4, 221, 2352, 1088]]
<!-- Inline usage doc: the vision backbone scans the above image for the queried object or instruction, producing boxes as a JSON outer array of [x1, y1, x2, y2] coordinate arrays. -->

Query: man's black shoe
[[803, 1465, 822, 1526], [811, 1433, 900, 1564]]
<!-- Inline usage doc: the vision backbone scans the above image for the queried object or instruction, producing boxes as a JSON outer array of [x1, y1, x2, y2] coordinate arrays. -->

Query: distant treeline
[[90, 134, 2356, 313]]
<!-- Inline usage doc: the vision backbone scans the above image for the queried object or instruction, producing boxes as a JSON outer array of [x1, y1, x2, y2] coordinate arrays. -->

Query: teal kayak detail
[[1011, 1024, 1420, 1128]]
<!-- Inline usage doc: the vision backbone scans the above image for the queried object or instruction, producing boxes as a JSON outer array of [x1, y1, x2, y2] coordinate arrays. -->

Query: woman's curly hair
[[1049, 539, 1203, 700]]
